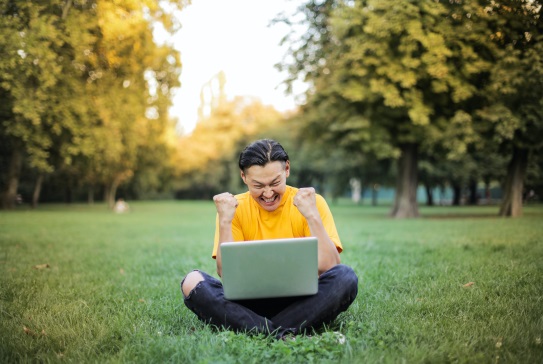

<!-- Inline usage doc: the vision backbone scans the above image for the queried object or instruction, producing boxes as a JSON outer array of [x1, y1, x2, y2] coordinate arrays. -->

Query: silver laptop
[[220, 237, 318, 300]]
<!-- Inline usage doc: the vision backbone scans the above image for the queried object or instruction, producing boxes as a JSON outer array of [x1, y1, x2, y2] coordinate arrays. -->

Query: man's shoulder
[[234, 191, 251, 206], [285, 185, 297, 194], [287, 186, 326, 200], [315, 192, 327, 202]]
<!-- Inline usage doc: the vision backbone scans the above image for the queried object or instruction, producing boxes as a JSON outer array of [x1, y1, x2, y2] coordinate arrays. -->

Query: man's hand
[[293, 187, 318, 219], [213, 192, 238, 224]]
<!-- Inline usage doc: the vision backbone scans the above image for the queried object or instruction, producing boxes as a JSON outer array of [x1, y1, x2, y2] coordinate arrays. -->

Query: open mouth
[[261, 195, 278, 206]]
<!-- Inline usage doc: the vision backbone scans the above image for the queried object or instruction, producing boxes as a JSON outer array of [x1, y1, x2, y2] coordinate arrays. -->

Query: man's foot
[[276, 328, 297, 341]]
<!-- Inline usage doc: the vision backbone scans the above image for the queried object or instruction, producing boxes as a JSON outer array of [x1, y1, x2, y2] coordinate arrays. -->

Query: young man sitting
[[181, 139, 358, 339]]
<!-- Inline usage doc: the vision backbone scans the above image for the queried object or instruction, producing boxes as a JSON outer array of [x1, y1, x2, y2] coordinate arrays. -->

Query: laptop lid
[[220, 237, 318, 300]]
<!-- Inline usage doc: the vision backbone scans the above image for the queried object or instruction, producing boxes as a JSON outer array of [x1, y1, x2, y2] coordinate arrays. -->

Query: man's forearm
[[216, 221, 234, 277], [305, 215, 340, 275]]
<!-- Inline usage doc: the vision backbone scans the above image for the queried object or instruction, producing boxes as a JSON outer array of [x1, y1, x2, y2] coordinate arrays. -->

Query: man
[[181, 139, 358, 339]]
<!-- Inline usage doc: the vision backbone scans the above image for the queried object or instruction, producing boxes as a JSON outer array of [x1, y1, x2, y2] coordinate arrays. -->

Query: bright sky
[[168, 0, 304, 134]]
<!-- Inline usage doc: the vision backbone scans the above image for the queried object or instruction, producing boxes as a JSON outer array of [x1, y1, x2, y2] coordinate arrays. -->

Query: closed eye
[[252, 178, 281, 189]]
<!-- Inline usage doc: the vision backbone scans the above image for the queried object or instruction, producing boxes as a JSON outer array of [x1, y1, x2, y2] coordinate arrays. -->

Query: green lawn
[[1, 201, 542, 363]]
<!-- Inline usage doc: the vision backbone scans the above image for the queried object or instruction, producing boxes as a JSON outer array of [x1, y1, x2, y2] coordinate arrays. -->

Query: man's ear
[[240, 170, 247, 185], [285, 160, 290, 178]]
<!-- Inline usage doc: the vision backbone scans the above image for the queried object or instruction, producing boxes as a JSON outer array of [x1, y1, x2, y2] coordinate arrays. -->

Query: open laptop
[[220, 237, 318, 300]]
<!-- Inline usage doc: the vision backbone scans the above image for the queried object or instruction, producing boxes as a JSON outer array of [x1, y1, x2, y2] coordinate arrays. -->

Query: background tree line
[[0, 0, 186, 209], [1, 0, 542, 218], [275, 0, 543, 217]]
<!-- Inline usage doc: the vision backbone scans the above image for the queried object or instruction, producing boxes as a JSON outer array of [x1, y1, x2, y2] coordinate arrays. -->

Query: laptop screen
[[220, 237, 318, 300]]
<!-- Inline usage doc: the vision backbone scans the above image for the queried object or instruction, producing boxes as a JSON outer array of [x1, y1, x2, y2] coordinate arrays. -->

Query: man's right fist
[[213, 192, 238, 223]]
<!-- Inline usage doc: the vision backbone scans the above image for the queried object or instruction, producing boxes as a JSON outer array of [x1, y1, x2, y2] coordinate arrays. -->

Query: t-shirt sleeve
[[316, 194, 343, 253], [212, 213, 244, 259]]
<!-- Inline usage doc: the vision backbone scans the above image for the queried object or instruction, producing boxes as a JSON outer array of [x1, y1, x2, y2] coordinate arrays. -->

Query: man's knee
[[331, 264, 359, 297], [341, 264, 358, 286], [181, 270, 205, 298], [340, 264, 358, 282]]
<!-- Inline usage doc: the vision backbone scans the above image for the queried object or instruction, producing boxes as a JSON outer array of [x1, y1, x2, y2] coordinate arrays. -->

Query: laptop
[[220, 237, 318, 300]]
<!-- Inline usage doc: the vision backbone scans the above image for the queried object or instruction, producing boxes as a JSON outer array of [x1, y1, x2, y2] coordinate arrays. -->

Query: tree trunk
[[104, 184, 111, 207], [0, 147, 23, 209], [499, 146, 529, 217], [88, 186, 94, 204], [61, 0, 73, 19], [452, 182, 462, 206], [107, 169, 134, 208], [468, 179, 478, 205], [390, 143, 419, 218], [107, 178, 122, 209], [64, 185, 73, 204], [31, 174, 44, 208], [371, 184, 378, 206], [484, 178, 491, 204], [424, 182, 434, 206]]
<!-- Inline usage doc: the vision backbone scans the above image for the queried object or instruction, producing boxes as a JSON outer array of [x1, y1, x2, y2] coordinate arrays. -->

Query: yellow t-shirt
[[212, 185, 343, 258]]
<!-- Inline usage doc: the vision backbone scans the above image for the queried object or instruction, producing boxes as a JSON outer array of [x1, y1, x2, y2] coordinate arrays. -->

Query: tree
[[173, 90, 284, 198], [0, 0, 186, 208], [477, 0, 543, 216], [73, 0, 184, 208], [0, 0, 82, 208], [278, 0, 495, 218]]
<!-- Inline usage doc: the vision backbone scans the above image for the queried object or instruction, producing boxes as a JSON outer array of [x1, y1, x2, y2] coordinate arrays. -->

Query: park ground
[[1, 201, 542, 363]]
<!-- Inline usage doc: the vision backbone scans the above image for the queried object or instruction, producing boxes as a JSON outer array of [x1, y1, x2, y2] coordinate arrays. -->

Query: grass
[[1, 200, 542, 363]]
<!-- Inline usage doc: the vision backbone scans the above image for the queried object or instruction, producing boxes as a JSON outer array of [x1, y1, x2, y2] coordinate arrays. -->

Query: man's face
[[241, 160, 290, 212]]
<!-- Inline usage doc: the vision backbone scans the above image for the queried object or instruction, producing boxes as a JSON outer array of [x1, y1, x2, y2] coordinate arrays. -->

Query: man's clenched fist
[[213, 192, 238, 223]]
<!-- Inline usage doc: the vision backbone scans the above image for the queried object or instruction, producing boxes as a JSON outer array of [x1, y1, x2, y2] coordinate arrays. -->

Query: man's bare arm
[[213, 192, 238, 277], [293, 188, 340, 275]]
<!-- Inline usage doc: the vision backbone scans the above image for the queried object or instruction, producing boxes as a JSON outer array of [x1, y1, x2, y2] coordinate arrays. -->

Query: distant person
[[349, 178, 361, 204], [180, 139, 358, 340], [526, 189, 536, 203], [113, 198, 129, 213]]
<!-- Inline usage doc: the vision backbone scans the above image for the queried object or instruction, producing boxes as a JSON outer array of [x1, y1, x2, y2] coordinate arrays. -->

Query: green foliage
[[477, 0, 543, 149], [0, 0, 186, 207], [1, 202, 542, 363], [300, 0, 498, 150], [173, 97, 284, 197], [253, 117, 394, 200], [277, 0, 543, 217], [0, 1, 69, 172]]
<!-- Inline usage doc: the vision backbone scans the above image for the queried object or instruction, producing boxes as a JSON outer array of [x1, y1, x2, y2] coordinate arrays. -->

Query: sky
[[167, 0, 304, 134]]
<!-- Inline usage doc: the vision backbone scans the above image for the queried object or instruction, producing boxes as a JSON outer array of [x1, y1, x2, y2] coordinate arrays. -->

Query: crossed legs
[[181, 264, 358, 339]]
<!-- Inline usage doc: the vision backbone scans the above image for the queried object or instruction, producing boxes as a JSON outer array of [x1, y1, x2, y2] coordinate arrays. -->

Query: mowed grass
[[1, 201, 542, 363]]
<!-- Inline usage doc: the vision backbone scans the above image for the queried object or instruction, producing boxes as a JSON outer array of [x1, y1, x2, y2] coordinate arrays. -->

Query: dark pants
[[181, 264, 358, 339]]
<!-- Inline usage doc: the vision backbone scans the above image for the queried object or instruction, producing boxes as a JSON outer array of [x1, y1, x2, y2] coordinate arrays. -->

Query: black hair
[[238, 139, 289, 172]]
